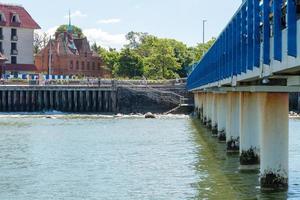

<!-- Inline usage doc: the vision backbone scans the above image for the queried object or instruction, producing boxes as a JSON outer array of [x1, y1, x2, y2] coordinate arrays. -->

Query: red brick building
[[35, 27, 111, 78]]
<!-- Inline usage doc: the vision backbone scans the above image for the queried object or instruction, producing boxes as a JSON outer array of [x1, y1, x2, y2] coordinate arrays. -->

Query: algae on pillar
[[259, 93, 289, 189], [211, 94, 218, 136], [239, 92, 260, 169], [226, 92, 240, 152], [217, 93, 227, 142]]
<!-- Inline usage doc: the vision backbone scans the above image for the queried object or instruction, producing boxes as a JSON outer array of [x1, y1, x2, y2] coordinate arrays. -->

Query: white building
[[0, 3, 40, 76]]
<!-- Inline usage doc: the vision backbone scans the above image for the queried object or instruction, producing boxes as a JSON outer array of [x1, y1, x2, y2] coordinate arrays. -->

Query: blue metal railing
[[187, 0, 298, 91]]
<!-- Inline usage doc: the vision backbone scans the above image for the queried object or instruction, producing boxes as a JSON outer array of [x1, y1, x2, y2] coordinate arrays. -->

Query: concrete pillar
[[20, 91, 25, 112], [38, 91, 43, 111], [111, 91, 117, 113], [205, 93, 212, 128], [211, 94, 218, 135], [74, 91, 78, 112], [68, 91, 73, 112], [239, 92, 260, 169], [49, 91, 54, 111], [55, 91, 60, 111], [104, 91, 109, 112], [44, 91, 49, 111], [25, 91, 30, 111], [2, 91, 7, 111], [86, 91, 91, 112], [97, 91, 102, 112], [198, 93, 204, 120], [92, 91, 97, 112], [226, 92, 240, 152], [298, 93, 300, 112], [259, 93, 289, 189], [0, 91, 2, 111], [7, 91, 12, 111], [31, 91, 36, 112], [217, 93, 227, 142], [13, 90, 18, 111], [80, 91, 84, 112], [202, 93, 208, 124], [62, 90, 67, 112]]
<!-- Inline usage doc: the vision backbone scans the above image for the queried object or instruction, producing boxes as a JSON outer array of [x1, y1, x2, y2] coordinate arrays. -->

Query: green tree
[[56, 25, 84, 38], [116, 48, 144, 78], [144, 39, 180, 79], [98, 47, 120, 77], [125, 31, 148, 49]]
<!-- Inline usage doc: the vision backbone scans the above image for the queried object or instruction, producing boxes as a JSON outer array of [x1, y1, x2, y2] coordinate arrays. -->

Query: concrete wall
[[2, 27, 34, 64]]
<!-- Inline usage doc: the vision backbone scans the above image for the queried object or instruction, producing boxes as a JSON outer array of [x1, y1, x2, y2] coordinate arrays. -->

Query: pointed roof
[[0, 3, 40, 29]]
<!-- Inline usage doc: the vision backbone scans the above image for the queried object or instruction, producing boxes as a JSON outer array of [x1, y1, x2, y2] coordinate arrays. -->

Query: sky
[[3, 0, 241, 49]]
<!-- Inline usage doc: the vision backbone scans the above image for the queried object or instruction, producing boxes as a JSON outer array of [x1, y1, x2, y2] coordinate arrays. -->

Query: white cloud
[[35, 26, 58, 38], [97, 18, 121, 24], [64, 10, 87, 19], [83, 28, 127, 49], [36, 26, 127, 49]]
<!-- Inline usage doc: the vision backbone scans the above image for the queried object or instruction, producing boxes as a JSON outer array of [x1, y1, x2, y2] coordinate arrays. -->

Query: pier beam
[[239, 92, 260, 170], [259, 93, 289, 189]]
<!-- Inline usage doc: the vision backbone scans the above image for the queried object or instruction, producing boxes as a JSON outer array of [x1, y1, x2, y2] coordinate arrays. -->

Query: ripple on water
[[0, 116, 298, 200]]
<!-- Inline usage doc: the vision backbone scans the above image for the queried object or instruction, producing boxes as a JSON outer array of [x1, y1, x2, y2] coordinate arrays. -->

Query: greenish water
[[0, 114, 299, 200]]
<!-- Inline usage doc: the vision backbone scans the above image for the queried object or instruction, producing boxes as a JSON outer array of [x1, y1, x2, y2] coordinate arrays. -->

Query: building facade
[[35, 27, 111, 78], [0, 3, 40, 76]]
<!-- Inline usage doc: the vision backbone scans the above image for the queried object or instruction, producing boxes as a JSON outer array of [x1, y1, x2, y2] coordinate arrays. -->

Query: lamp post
[[202, 19, 207, 44]]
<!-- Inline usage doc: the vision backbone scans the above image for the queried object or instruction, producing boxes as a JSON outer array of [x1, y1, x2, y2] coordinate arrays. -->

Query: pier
[[0, 86, 117, 113], [188, 0, 300, 190]]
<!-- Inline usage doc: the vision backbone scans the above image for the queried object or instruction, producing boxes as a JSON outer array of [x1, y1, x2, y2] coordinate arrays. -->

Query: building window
[[85, 52, 87, 57], [98, 63, 101, 70], [92, 62, 95, 70], [0, 42, 3, 53], [11, 14, 20, 23], [81, 61, 85, 70], [70, 60, 73, 69], [87, 62, 90, 70], [11, 43, 18, 55], [76, 61, 79, 69], [0, 13, 5, 22], [11, 29, 18, 41], [0, 28, 3, 40], [11, 56, 17, 64]]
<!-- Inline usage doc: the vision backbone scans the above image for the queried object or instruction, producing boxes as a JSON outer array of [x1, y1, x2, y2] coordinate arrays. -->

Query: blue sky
[[4, 0, 241, 49]]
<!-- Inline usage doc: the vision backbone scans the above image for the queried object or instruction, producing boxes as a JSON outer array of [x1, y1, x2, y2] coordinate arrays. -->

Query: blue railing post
[[274, 0, 282, 61], [287, 0, 297, 57]]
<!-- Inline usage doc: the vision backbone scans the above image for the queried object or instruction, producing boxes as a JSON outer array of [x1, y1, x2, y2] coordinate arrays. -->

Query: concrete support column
[[97, 91, 102, 112], [92, 91, 97, 112], [74, 91, 78, 112], [68, 91, 73, 112], [259, 93, 289, 189], [202, 93, 208, 124], [211, 94, 218, 135], [13, 90, 18, 111], [217, 93, 227, 141], [239, 92, 260, 169], [20, 91, 24, 112], [226, 92, 240, 152], [199, 93, 204, 121], [206, 93, 212, 129], [7, 91, 12, 111]]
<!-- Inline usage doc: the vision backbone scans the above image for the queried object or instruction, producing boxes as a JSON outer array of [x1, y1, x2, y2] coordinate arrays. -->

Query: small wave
[[0, 112, 189, 120]]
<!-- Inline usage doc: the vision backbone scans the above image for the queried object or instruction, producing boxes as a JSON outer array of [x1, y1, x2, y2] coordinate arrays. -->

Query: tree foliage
[[34, 32, 50, 54], [55, 25, 84, 38], [94, 32, 215, 79]]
